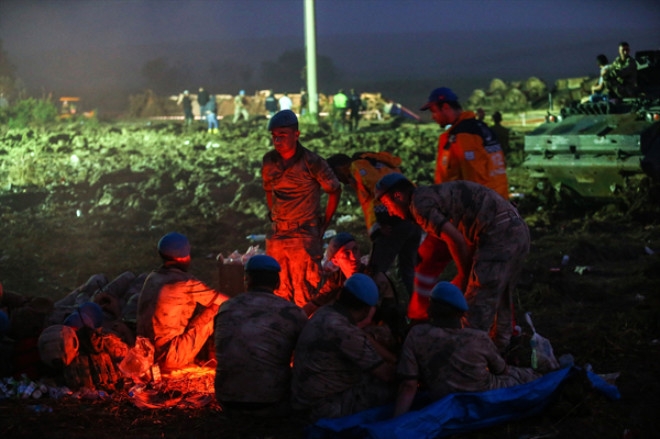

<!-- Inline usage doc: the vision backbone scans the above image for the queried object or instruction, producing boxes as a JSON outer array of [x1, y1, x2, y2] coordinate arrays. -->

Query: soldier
[[394, 282, 541, 417], [136, 232, 227, 371], [305, 232, 404, 343], [214, 255, 307, 416], [262, 110, 341, 307], [327, 152, 421, 299], [412, 87, 509, 323], [376, 175, 529, 351], [292, 274, 397, 421], [604, 41, 637, 100]]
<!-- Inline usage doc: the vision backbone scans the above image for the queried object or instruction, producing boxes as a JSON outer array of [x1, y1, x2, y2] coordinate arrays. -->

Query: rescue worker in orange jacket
[[136, 232, 228, 371], [412, 87, 508, 322]]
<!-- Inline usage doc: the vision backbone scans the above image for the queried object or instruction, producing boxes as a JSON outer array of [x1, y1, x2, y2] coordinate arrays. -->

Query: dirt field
[[1, 118, 659, 438]]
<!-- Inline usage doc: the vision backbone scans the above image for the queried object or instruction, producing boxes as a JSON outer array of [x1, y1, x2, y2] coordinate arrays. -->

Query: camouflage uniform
[[291, 303, 395, 420], [214, 289, 307, 407], [136, 266, 224, 370], [410, 181, 530, 349], [412, 111, 509, 320], [262, 144, 341, 307], [398, 323, 540, 399], [605, 55, 637, 99]]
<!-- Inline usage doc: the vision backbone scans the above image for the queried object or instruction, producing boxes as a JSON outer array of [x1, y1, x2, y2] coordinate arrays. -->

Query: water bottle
[[530, 337, 539, 370]]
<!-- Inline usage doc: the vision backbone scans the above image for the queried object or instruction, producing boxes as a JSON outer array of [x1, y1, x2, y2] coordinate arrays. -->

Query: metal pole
[[304, 0, 318, 124]]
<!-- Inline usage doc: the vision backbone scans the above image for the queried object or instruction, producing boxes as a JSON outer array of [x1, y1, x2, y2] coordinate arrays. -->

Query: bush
[[6, 98, 58, 128]]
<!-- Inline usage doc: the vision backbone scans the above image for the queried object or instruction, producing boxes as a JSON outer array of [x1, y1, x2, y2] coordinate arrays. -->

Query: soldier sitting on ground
[[394, 282, 544, 417]]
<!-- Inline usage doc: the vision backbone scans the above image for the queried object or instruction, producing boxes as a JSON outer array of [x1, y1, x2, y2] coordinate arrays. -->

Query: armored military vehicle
[[523, 50, 660, 198]]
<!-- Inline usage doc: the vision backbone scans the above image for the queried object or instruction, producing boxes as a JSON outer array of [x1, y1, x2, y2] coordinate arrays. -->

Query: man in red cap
[[412, 87, 509, 322]]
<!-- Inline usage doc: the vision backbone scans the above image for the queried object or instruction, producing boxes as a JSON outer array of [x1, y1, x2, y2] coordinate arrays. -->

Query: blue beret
[[326, 232, 355, 261], [268, 109, 298, 130], [245, 254, 281, 272], [420, 87, 459, 111], [158, 232, 191, 259], [430, 281, 468, 312], [374, 173, 409, 200], [65, 302, 104, 329], [344, 273, 379, 307], [0, 310, 9, 336]]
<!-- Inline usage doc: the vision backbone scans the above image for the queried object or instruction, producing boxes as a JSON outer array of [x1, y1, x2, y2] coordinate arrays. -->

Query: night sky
[[1, 0, 658, 111]]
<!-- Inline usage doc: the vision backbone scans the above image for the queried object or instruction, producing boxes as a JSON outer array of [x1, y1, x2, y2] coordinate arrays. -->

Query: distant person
[[299, 89, 308, 116], [278, 92, 293, 111], [393, 282, 542, 417], [177, 90, 193, 127], [375, 176, 529, 352], [197, 87, 210, 121], [587, 54, 611, 103], [604, 41, 637, 100], [490, 111, 511, 156], [348, 89, 365, 131], [233, 90, 250, 123], [265, 90, 278, 118], [205, 94, 218, 133], [332, 89, 348, 132], [214, 255, 307, 416], [292, 274, 397, 421], [261, 110, 342, 307], [475, 107, 486, 121], [136, 232, 228, 371], [411, 87, 509, 323]]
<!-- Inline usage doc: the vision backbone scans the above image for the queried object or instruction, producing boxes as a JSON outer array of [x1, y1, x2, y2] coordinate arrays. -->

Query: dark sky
[[1, 0, 658, 111]]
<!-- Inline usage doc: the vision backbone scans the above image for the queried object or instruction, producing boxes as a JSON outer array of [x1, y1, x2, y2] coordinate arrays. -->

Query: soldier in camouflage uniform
[[292, 274, 397, 421], [136, 232, 227, 371], [262, 110, 342, 307], [394, 282, 540, 417], [376, 175, 529, 351], [214, 255, 307, 415]]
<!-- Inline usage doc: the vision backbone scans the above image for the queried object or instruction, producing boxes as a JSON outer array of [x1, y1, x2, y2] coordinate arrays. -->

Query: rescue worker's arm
[[440, 221, 471, 291], [322, 187, 342, 233], [394, 379, 418, 417]]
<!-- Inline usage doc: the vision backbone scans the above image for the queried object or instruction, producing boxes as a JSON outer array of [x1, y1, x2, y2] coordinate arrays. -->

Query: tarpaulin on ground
[[305, 367, 620, 439]]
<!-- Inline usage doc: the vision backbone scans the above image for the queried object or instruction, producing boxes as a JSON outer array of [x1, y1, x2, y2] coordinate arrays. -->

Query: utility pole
[[304, 0, 318, 124]]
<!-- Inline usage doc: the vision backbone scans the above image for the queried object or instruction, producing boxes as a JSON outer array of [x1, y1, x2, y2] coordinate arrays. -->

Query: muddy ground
[[1, 118, 660, 439]]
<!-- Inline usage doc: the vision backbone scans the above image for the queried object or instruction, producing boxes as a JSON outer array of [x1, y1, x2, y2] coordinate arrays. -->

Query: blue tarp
[[306, 367, 620, 439]]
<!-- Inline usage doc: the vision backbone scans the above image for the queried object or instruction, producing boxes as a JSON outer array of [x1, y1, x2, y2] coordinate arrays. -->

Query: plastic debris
[[574, 265, 591, 275]]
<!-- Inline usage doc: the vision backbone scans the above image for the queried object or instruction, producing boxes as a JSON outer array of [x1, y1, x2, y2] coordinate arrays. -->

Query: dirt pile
[[1, 119, 659, 438]]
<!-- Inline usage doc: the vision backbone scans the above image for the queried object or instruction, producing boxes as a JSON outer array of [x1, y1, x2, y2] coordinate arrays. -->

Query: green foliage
[[5, 98, 58, 128]]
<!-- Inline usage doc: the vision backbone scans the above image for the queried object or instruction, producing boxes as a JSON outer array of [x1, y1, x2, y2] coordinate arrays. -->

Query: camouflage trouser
[[464, 214, 530, 351], [490, 366, 541, 389], [266, 235, 323, 308], [306, 374, 395, 421]]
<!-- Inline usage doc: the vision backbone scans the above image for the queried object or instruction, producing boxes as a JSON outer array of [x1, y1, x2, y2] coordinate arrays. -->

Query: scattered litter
[[561, 254, 570, 266], [598, 372, 621, 386], [574, 265, 591, 275], [649, 339, 659, 346], [644, 246, 655, 255], [336, 214, 356, 225], [635, 294, 645, 302]]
